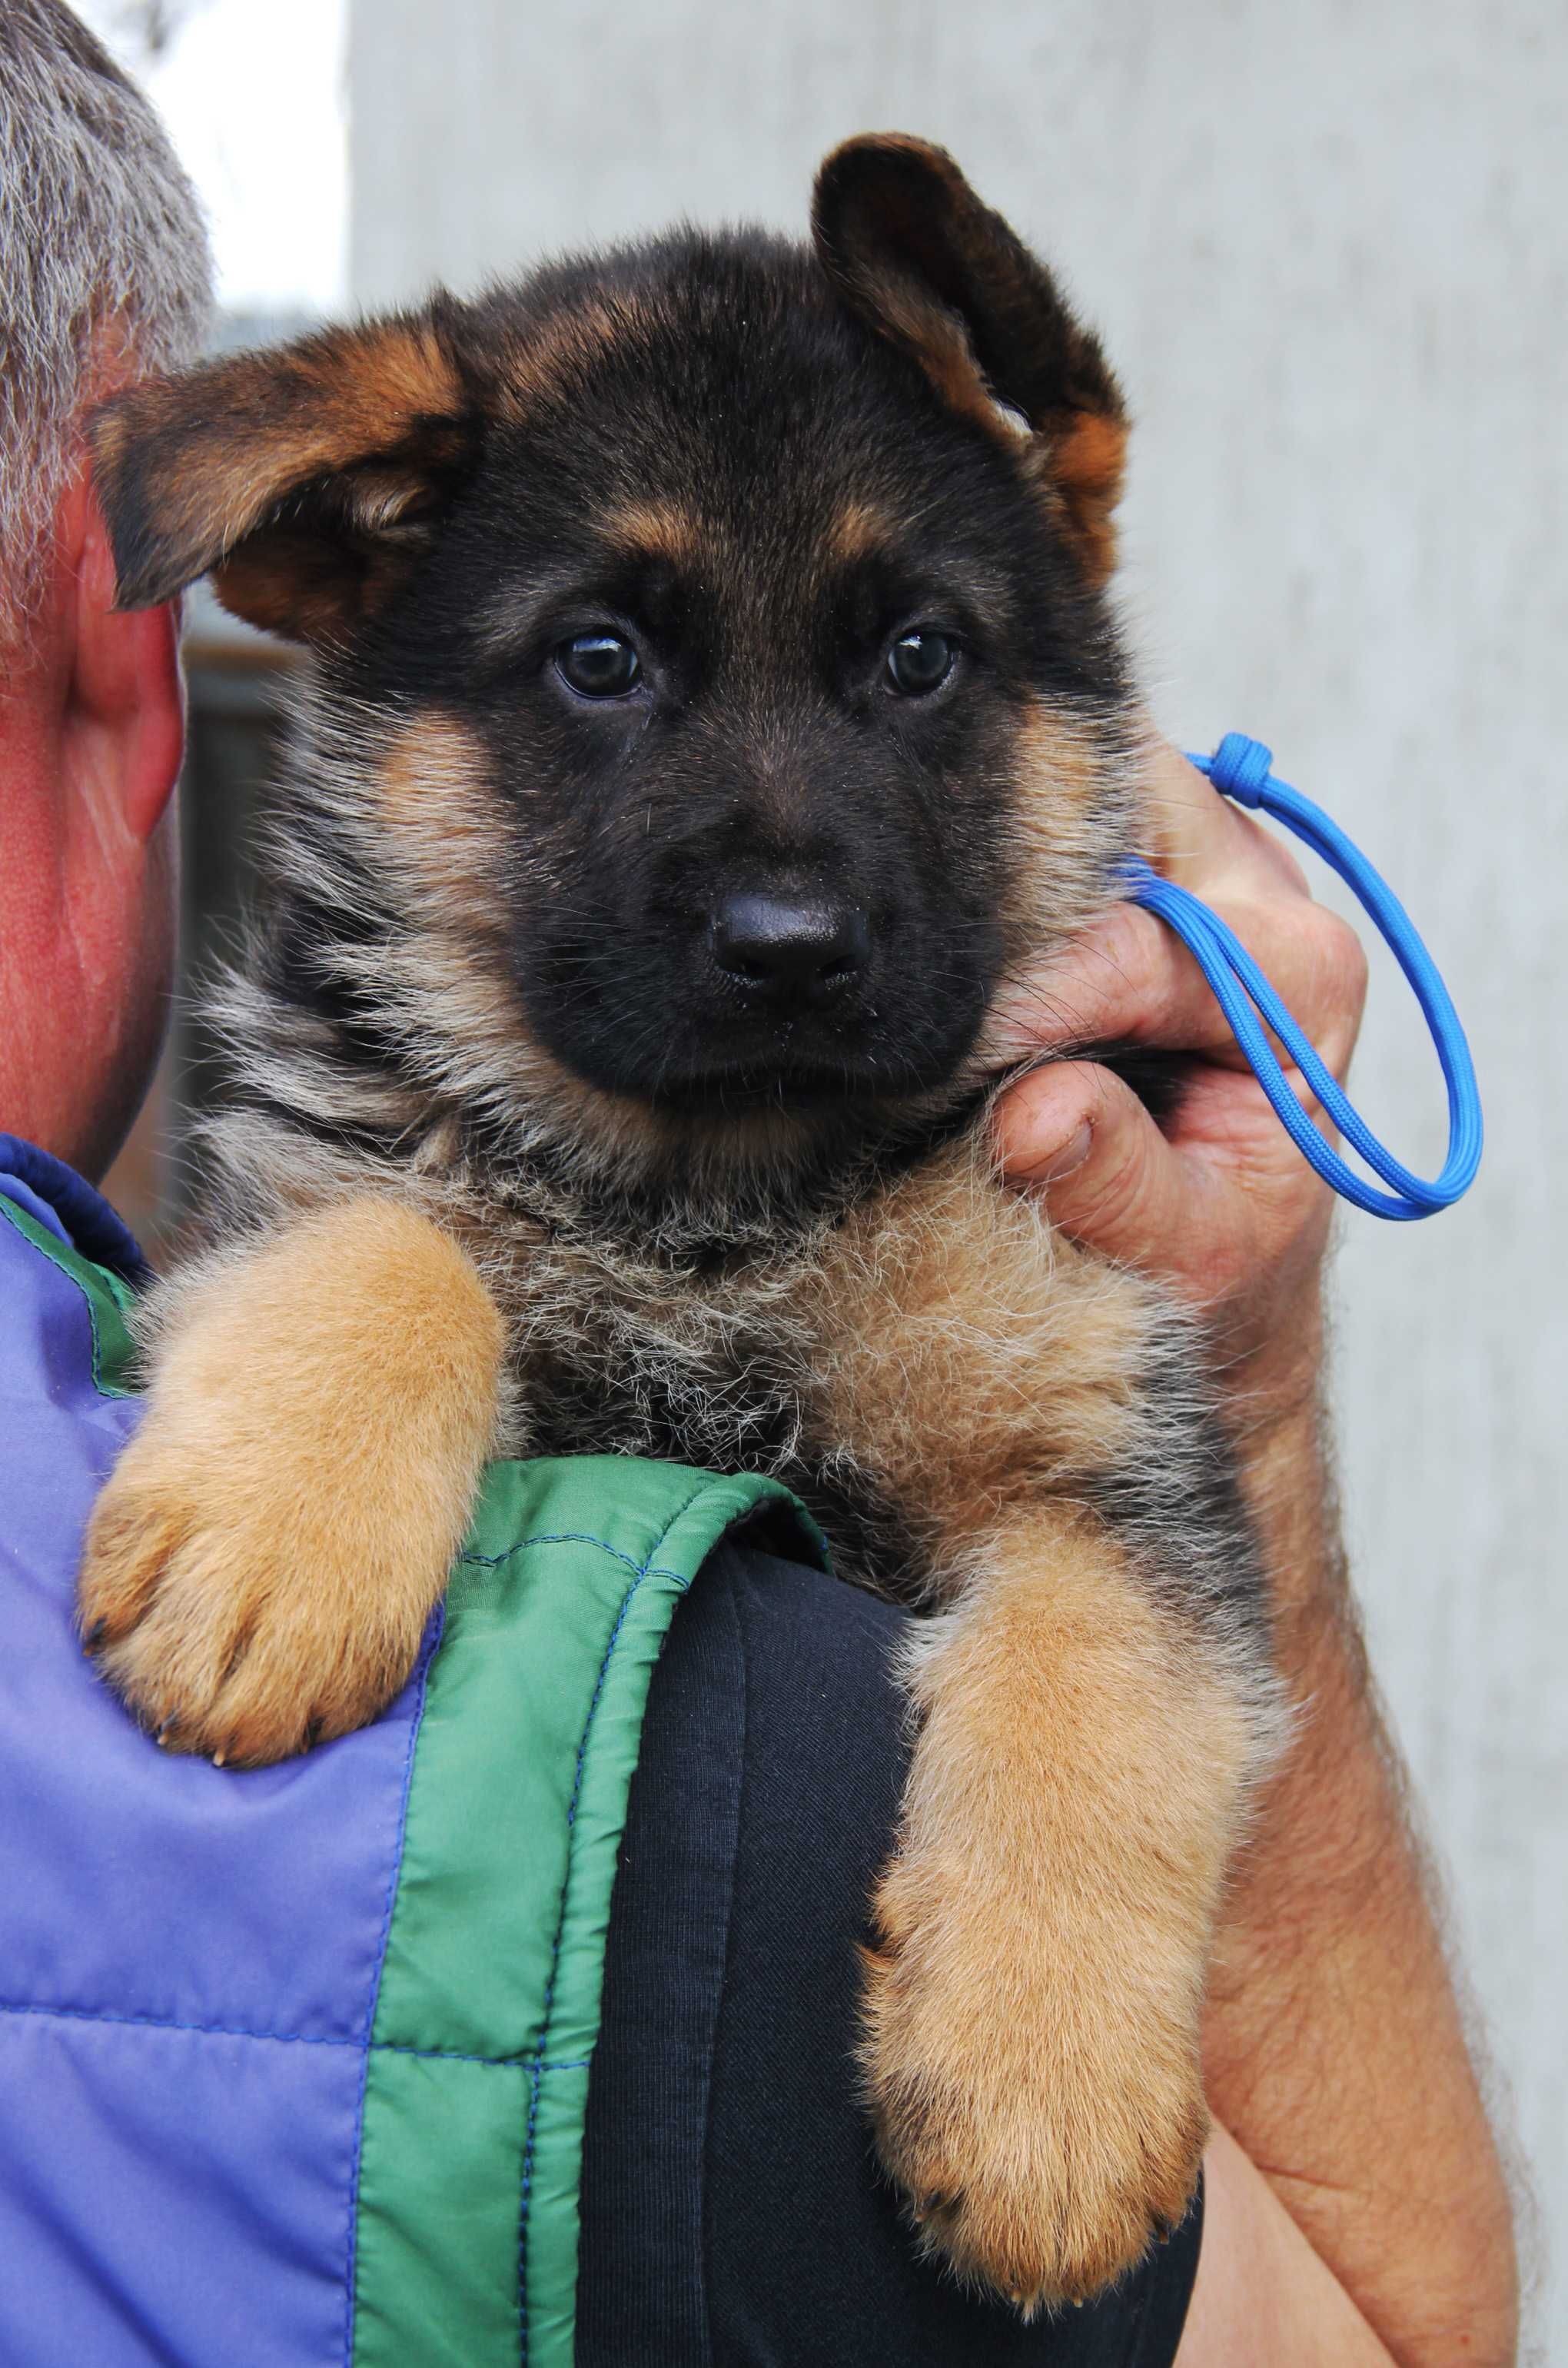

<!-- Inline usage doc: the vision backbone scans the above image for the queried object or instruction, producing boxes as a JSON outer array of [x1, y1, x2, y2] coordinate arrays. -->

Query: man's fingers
[[982, 737, 1369, 1079], [1138, 736, 1309, 900], [985, 738, 1357, 1379], [984, 896, 1367, 1079]]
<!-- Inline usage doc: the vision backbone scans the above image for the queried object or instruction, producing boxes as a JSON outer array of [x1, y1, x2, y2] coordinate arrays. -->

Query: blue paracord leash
[[1121, 733, 1483, 1221]]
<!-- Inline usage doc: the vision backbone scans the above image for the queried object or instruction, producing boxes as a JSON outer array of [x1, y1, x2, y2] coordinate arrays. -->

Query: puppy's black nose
[[710, 894, 869, 1006]]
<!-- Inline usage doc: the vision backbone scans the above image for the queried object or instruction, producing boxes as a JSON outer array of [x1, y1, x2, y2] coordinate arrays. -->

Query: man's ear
[[71, 476, 184, 847], [87, 311, 478, 644], [812, 135, 1127, 585]]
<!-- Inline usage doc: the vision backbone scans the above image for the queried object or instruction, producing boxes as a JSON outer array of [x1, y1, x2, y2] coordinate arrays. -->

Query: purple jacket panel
[[0, 1159, 426, 2366]]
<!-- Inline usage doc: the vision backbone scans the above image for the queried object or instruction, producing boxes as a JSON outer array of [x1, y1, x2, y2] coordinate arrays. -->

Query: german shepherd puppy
[[83, 137, 1283, 2309]]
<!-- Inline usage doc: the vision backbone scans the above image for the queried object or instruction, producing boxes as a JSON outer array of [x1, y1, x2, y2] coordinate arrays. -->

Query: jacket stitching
[[458, 1529, 691, 1588], [515, 1478, 719, 2367], [0, 1198, 135, 1401], [341, 1612, 442, 2368], [0, 1996, 586, 2070]]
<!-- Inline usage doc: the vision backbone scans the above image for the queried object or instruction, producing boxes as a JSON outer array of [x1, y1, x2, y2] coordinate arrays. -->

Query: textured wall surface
[[351, 2, 1566, 2347]]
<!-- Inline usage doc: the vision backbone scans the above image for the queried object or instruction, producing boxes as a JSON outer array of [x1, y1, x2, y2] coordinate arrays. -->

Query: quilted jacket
[[0, 1135, 822, 2367]]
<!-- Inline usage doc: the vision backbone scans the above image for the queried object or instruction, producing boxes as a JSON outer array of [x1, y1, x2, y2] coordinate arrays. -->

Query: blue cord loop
[[1120, 733, 1483, 1221]]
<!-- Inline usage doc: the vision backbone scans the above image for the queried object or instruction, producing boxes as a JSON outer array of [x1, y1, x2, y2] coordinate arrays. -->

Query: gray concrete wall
[[350, 2, 1566, 2348]]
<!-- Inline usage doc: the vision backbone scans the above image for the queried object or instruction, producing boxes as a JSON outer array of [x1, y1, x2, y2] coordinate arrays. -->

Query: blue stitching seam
[[514, 1479, 716, 2366], [341, 1614, 441, 2368], [0, 1997, 590, 2073], [458, 1529, 690, 1588], [516, 1565, 652, 2360]]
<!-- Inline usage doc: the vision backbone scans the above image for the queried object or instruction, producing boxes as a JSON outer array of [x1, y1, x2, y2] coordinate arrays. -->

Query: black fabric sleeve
[[578, 1537, 1203, 2368]]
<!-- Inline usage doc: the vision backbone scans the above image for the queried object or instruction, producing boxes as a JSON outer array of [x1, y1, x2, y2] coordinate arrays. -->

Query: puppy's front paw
[[78, 1199, 503, 1766], [863, 1854, 1208, 2312], [80, 1415, 447, 1765]]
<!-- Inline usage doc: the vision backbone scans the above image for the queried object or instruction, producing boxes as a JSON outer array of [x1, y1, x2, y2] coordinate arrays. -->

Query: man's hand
[[986, 737, 1520, 2368], [988, 737, 1366, 1410]]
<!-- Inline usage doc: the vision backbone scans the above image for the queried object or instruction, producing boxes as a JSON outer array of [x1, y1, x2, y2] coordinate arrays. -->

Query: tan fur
[[792, 1142, 1263, 2299], [213, 466, 444, 640], [377, 713, 517, 945], [490, 294, 649, 419], [79, 1199, 503, 1764], [826, 498, 892, 564], [93, 321, 463, 594], [598, 497, 705, 567], [373, 711, 577, 1089], [995, 696, 1136, 973], [863, 1513, 1248, 2306], [211, 321, 460, 513], [872, 277, 1019, 441], [1038, 408, 1128, 589], [842, 282, 1123, 585], [804, 1139, 1150, 1550], [367, 713, 683, 1171]]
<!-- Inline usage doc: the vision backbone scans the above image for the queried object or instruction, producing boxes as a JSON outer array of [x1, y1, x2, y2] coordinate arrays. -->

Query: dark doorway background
[[102, 634, 294, 1253]]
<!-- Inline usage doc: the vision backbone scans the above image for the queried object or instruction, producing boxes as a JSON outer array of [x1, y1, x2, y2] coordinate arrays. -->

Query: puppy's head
[[92, 137, 1137, 1203]]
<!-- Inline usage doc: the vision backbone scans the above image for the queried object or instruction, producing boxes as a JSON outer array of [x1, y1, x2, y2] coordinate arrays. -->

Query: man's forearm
[[1203, 1379, 1519, 2367], [994, 740, 1518, 2358], [1178, 2124, 1397, 2367]]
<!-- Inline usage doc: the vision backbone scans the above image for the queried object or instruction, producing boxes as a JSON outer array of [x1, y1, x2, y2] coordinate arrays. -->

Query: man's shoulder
[[583, 1539, 1204, 2367], [0, 1139, 144, 1584], [0, 1159, 867, 2364], [0, 1133, 151, 1288]]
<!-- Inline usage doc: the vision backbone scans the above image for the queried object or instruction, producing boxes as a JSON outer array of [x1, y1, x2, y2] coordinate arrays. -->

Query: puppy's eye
[[885, 629, 956, 696], [556, 632, 641, 698]]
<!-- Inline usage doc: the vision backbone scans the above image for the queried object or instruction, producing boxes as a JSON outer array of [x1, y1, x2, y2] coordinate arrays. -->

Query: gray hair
[[0, 0, 212, 637]]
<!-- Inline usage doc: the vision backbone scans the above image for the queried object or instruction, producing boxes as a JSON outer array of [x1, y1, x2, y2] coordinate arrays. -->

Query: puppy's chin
[[490, 1045, 976, 1236], [568, 1078, 929, 1178], [646, 1067, 876, 1119], [543, 995, 990, 1117]]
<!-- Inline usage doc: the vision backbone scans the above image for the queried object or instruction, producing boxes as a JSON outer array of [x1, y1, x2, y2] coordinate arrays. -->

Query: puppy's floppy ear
[[812, 135, 1126, 585], [88, 311, 477, 643]]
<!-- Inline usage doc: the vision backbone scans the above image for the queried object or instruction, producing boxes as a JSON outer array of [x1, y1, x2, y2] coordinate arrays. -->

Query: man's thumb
[[993, 1059, 1185, 1268]]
